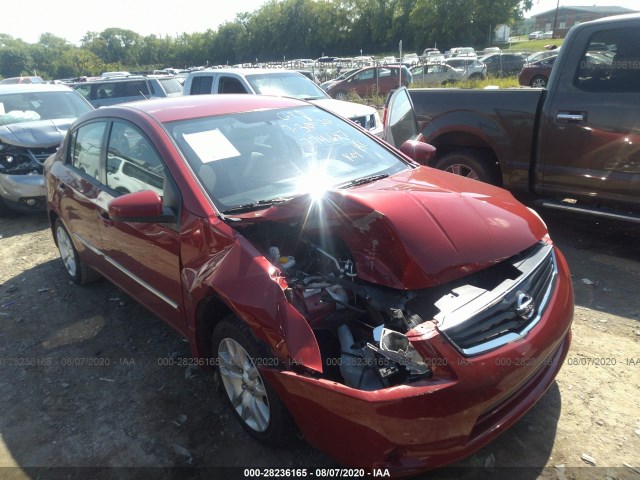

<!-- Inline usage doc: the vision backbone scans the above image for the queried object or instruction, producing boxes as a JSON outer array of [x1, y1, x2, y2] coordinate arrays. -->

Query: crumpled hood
[[242, 166, 548, 290], [0, 118, 74, 148]]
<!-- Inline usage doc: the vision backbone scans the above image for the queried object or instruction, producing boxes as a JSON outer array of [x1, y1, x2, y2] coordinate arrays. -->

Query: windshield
[[246, 72, 327, 100], [0, 91, 92, 126], [167, 105, 410, 213]]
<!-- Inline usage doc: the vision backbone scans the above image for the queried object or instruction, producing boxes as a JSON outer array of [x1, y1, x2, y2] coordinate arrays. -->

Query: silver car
[[0, 84, 93, 214]]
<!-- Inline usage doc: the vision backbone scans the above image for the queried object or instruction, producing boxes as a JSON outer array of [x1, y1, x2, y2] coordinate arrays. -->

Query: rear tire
[[435, 149, 499, 185], [54, 218, 101, 285], [212, 315, 293, 446]]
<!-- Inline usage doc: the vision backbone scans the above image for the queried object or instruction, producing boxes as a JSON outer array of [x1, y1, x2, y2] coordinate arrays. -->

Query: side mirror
[[399, 139, 436, 166], [108, 190, 176, 223]]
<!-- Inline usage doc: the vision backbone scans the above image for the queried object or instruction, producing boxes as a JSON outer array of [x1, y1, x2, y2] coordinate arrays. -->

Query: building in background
[[531, 6, 637, 39]]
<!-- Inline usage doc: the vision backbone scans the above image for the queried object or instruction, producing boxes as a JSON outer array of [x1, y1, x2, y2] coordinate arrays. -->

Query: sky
[[2, 0, 638, 46]]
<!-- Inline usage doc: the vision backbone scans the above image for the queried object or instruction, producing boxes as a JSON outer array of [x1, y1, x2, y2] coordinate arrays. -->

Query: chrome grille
[[438, 243, 557, 356]]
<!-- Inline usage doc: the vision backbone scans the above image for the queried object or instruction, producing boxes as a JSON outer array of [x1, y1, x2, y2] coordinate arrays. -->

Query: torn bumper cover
[[260, 246, 573, 474]]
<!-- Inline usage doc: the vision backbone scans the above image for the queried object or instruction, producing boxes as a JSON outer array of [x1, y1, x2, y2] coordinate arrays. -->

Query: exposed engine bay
[[237, 213, 555, 392], [240, 221, 433, 391], [0, 144, 49, 175]]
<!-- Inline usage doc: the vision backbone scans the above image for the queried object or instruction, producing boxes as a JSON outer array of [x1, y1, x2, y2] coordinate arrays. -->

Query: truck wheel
[[54, 218, 101, 285], [435, 150, 499, 185], [333, 90, 348, 100], [212, 315, 293, 446], [530, 76, 547, 88]]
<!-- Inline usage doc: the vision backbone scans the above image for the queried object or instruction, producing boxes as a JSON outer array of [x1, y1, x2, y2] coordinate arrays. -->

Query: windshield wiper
[[221, 197, 290, 214], [339, 174, 389, 189]]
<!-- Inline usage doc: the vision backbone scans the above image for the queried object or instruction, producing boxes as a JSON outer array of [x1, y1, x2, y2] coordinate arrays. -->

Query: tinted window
[[106, 121, 165, 195], [70, 122, 107, 181], [218, 77, 248, 94], [575, 27, 640, 93], [190, 76, 213, 95]]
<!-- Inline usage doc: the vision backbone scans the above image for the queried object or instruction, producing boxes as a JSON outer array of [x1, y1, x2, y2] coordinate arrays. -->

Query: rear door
[[57, 121, 109, 267], [537, 24, 640, 209]]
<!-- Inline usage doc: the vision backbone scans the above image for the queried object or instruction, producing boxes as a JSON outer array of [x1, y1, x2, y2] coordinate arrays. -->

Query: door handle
[[556, 112, 586, 123], [99, 211, 113, 227]]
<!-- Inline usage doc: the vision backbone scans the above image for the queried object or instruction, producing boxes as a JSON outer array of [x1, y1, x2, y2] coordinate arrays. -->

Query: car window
[[574, 27, 640, 93], [69, 121, 107, 181], [378, 68, 392, 79], [354, 69, 374, 81], [219, 76, 248, 94], [112, 80, 149, 98], [157, 77, 183, 95], [166, 106, 410, 212], [106, 121, 165, 196], [190, 76, 213, 95], [0, 90, 91, 124]]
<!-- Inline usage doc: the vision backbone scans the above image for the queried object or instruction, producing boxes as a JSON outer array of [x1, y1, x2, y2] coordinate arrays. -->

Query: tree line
[[0, 0, 531, 80]]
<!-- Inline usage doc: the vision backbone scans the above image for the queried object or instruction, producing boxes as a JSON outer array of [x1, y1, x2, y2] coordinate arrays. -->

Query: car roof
[[0, 84, 74, 94], [190, 68, 305, 77], [86, 94, 310, 123]]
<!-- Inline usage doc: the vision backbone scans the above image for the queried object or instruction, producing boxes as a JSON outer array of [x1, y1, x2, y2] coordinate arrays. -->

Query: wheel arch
[[428, 131, 503, 186]]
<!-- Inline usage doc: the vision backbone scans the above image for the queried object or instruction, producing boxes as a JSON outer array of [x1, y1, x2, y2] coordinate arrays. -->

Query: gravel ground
[[0, 208, 639, 480]]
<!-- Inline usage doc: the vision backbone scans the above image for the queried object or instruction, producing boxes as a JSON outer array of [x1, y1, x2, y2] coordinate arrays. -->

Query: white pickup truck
[[182, 68, 383, 136]]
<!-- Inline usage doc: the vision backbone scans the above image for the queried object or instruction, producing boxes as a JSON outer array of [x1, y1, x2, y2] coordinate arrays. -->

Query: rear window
[[157, 78, 183, 95]]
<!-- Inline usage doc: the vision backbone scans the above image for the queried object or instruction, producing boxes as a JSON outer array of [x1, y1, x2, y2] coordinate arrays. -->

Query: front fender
[[180, 216, 323, 373]]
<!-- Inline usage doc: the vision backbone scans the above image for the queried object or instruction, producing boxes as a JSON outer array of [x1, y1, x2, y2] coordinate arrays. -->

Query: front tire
[[435, 149, 499, 185], [54, 219, 101, 285], [212, 316, 293, 446], [333, 90, 348, 100]]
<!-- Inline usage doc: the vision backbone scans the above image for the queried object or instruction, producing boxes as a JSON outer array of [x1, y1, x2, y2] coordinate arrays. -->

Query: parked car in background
[[542, 31, 554, 39], [410, 63, 465, 85], [0, 84, 93, 214], [446, 47, 476, 58], [528, 31, 543, 40], [518, 54, 558, 87], [319, 68, 360, 90], [443, 57, 487, 80], [525, 49, 560, 64], [182, 69, 383, 136], [324, 65, 411, 100], [45, 93, 573, 475], [479, 53, 527, 77], [0, 76, 45, 85], [481, 47, 501, 55], [71, 75, 183, 108], [421, 49, 445, 62]]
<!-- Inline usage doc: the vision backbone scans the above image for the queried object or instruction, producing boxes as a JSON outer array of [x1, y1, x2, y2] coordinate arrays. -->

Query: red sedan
[[44, 94, 573, 474], [518, 55, 558, 88]]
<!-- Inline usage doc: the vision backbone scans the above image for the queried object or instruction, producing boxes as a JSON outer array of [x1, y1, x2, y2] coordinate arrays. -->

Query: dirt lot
[[0, 207, 639, 480]]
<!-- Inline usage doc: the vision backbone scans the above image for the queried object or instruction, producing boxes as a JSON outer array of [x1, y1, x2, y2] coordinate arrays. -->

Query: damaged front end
[[231, 178, 555, 392], [0, 141, 50, 211]]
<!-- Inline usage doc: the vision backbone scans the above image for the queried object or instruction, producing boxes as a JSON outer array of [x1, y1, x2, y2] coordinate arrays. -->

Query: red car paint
[[45, 94, 573, 474]]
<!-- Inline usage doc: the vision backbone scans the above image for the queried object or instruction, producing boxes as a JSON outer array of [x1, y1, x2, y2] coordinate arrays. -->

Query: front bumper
[[0, 173, 46, 212], [262, 246, 574, 475]]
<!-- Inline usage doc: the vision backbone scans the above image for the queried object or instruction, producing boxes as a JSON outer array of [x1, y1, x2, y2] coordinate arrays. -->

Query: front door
[[97, 120, 185, 329], [537, 25, 640, 209]]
